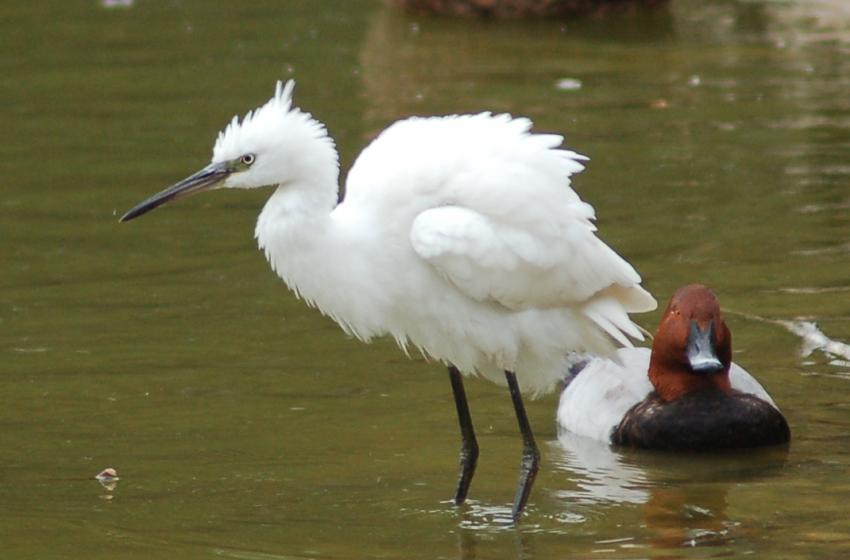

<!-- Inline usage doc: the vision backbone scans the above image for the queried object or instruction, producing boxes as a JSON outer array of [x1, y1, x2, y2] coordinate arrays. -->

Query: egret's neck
[[255, 169, 339, 256], [254, 123, 340, 238], [250, 103, 340, 236], [258, 179, 337, 226], [253, 161, 349, 309]]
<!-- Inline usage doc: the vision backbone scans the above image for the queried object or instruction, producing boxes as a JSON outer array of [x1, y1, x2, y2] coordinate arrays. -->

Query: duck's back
[[612, 390, 791, 450], [558, 348, 655, 442]]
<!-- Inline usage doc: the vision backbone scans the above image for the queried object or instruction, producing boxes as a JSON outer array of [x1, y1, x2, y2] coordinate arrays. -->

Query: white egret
[[120, 81, 656, 520]]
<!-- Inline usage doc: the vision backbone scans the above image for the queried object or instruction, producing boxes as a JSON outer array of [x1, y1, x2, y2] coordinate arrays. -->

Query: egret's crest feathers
[[212, 79, 326, 161], [213, 80, 295, 158]]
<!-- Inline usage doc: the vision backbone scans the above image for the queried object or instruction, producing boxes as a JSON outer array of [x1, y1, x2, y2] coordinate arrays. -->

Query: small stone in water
[[96, 468, 119, 481]]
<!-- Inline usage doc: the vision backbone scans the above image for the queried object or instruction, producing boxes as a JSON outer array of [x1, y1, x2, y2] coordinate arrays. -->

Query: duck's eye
[[241, 153, 255, 166]]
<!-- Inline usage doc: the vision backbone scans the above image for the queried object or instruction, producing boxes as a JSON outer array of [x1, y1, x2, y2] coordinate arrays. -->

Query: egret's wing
[[410, 204, 654, 344], [410, 205, 520, 304], [347, 112, 655, 345]]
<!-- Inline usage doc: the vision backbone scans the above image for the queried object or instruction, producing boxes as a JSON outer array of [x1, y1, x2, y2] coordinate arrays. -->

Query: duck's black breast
[[612, 390, 790, 450]]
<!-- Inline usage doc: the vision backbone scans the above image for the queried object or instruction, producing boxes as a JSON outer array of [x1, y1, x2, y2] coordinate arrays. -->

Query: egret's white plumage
[[218, 82, 655, 396], [121, 80, 656, 519]]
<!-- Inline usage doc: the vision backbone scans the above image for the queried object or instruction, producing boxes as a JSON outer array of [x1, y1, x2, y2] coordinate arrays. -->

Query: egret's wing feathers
[[411, 206, 520, 304], [348, 112, 655, 347], [410, 203, 653, 335]]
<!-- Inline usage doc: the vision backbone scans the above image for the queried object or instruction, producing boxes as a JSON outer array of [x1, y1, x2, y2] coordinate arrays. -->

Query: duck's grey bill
[[119, 161, 231, 222], [686, 320, 724, 374]]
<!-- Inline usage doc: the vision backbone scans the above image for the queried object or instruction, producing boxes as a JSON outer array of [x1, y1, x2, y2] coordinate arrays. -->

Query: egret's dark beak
[[120, 161, 232, 222], [686, 320, 724, 374]]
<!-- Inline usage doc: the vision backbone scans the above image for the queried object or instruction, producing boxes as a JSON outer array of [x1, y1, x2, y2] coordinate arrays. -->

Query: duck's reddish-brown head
[[648, 284, 733, 401]]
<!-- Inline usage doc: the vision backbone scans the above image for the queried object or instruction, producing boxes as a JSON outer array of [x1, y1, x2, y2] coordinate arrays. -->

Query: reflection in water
[[100, 0, 134, 8], [443, 433, 789, 557], [782, 321, 850, 368], [552, 431, 650, 506], [761, 0, 850, 47], [550, 432, 789, 551], [457, 501, 520, 530], [728, 307, 850, 377], [642, 485, 733, 549], [457, 524, 535, 560], [391, 0, 668, 18], [95, 467, 119, 501], [359, 6, 677, 124], [95, 467, 120, 492]]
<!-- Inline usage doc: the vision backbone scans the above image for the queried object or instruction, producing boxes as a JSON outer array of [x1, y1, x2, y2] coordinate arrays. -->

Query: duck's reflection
[[444, 431, 786, 560], [552, 431, 652, 506], [641, 485, 732, 549], [551, 431, 789, 550]]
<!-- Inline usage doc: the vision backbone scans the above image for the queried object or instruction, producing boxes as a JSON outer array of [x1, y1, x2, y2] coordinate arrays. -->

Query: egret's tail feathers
[[599, 284, 658, 314], [583, 288, 655, 349], [584, 307, 634, 348]]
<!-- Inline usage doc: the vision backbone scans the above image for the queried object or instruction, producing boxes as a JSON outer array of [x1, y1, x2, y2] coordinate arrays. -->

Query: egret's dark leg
[[505, 370, 540, 521], [449, 365, 478, 505]]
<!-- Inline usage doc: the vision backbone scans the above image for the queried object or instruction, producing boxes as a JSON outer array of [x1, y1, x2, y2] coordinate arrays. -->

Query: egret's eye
[[241, 154, 256, 166]]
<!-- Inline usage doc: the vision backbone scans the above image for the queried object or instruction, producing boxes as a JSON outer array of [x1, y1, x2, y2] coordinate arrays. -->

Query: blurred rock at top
[[391, 0, 668, 18]]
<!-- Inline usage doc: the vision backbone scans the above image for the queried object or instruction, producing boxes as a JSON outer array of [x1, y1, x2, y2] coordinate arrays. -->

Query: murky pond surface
[[3, 0, 850, 557]]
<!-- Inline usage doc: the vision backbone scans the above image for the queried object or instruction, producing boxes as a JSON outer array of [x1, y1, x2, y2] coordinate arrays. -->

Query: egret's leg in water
[[449, 365, 478, 505], [505, 370, 540, 521]]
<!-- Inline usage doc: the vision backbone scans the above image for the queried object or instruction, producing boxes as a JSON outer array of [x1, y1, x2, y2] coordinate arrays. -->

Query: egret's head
[[120, 80, 337, 222]]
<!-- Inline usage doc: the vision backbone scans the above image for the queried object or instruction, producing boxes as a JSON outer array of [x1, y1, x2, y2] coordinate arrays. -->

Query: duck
[[557, 284, 790, 450]]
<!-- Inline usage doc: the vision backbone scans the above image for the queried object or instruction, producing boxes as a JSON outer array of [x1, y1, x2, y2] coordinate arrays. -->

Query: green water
[[4, 1, 850, 557]]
